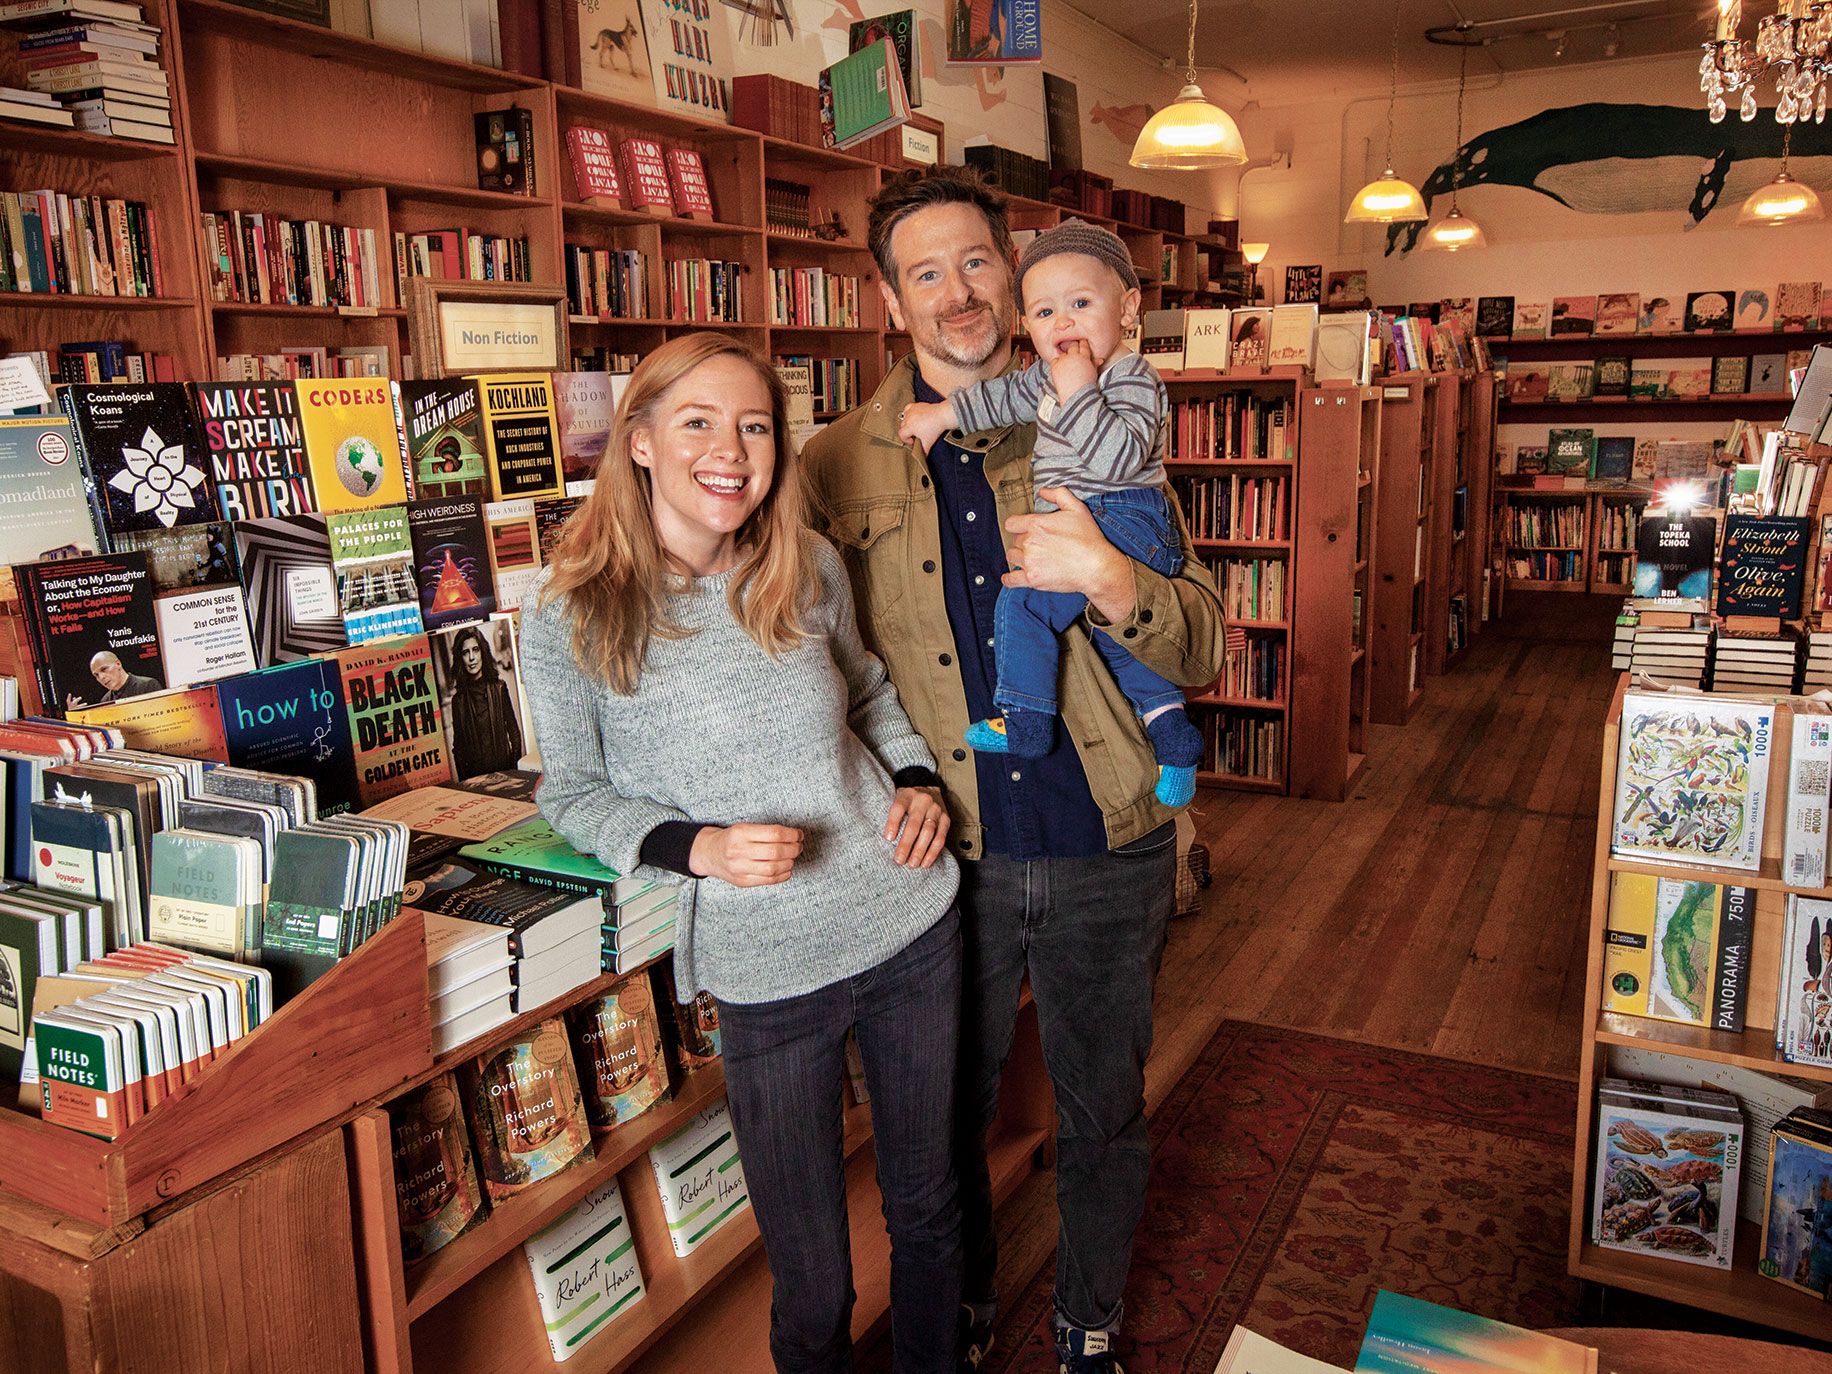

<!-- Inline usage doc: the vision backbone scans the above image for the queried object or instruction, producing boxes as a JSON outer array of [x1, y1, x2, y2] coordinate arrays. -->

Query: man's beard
[[910, 292, 1014, 369]]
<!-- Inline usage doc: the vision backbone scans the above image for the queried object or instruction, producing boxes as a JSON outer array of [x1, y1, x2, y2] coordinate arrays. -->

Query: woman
[[444, 624, 524, 778], [519, 333, 962, 1372]]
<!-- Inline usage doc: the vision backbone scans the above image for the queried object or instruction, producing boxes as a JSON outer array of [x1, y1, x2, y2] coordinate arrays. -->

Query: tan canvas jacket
[[802, 352, 1227, 859]]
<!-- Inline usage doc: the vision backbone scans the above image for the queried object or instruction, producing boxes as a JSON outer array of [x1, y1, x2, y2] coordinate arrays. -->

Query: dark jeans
[[955, 824, 1176, 1332], [717, 909, 964, 1373], [994, 487, 1187, 719]]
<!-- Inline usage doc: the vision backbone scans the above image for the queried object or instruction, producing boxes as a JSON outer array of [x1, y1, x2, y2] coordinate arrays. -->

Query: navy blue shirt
[[916, 371, 1109, 861]]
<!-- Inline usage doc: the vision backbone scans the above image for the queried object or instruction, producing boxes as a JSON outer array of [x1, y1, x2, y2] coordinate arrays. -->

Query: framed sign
[[407, 279, 570, 379]]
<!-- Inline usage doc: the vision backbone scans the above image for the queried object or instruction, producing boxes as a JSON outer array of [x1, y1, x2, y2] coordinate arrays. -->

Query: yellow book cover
[[69, 685, 229, 762], [295, 379, 410, 513], [476, 373, 564, 502], [1603, 872, 1754, 1029]]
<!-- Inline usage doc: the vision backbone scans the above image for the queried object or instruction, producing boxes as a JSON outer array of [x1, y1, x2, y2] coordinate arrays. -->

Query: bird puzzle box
[[1592, 1076, 1742, 1269]]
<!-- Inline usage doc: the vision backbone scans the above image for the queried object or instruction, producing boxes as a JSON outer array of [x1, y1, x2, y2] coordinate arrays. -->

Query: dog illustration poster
[[638, 0, 733, 123], [578, 0, 652, 104]]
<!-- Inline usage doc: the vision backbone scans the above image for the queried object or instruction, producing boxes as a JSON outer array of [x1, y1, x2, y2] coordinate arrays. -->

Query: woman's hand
[[690, 823, 803, 886], [884, 786, 950, 868]]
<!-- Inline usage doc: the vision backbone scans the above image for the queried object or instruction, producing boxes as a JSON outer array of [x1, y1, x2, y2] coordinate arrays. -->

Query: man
[[70, 651, 160, 710], [803, 168, 1227, 1372]]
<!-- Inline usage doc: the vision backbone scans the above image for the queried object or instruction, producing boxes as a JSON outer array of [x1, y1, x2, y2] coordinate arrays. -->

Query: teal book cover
[[1355, 1291, 1594, 1374], [149, 830, 250, 959], [459, 818, 620, 889]]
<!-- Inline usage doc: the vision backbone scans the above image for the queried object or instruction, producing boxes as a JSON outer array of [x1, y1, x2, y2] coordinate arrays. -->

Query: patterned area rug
[[987, 1022, 1583, 1372]]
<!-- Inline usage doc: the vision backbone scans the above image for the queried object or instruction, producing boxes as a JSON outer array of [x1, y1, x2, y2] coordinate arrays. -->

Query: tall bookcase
[[1496, 484, 1654, 594], [1370, 372, 1438, 725], [1572, 681, 1832, 1342]]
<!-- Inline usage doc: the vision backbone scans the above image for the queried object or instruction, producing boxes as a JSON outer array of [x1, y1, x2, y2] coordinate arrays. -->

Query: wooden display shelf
[[760, 134, 878, 173], [1197, 771, 1283, 792], [1604, 852, 1832, 899], [0, 909, 432, 1227], [1231, 619, 1291, 632], [1193, 538, 1291, 551], [0, 122, 177, 159], [1165, 458, 1294, 470], [1494, 329, 1832, 359], [1592, 1011, 1832, 1085], [1370, 372, 1435, 726], [767, 323, 876, 335], [1502, 393, 1790, 411], [570, 315, 672, 327], [552, 84, 762, 144], [764, 231, 873, 253], [1507, 577, 1587, 592], [0, 292, 196, 311], [210, 302, 408, 318], [564, 202, 759, 236], [195, 152, 553, 210], [1160, 366, 1309, 385], [1188, 694, 1285, 710]]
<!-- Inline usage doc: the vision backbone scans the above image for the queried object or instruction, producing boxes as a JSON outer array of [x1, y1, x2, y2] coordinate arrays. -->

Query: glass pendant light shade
[[1423, 204, 1487, 249], [1738, 173, 1825, 224], [1346, 171, 1429, 222], [1240, 241, 1270, 264], [1130, 84, 1248, 169]]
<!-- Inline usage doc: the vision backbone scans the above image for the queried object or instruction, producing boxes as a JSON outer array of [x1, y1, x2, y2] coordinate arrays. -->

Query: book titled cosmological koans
[[523, 1178, 645, 1359], [1612, 692, 1772, 872], [648, 1096, 748, 1256]]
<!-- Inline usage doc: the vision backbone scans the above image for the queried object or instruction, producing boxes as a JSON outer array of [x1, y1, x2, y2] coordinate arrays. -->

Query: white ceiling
[[1063, 0, 1713, 104]]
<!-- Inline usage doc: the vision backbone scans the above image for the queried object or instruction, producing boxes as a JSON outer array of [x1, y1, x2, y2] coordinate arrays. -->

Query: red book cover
[[617, 138, 675, 216], [665, 147, 715, 219], [565, 126, 623, 205]]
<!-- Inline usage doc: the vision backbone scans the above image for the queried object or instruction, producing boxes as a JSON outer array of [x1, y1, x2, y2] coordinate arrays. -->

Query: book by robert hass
[[523, 1178, 645, 1358], [648, 1096, 748, 1256]]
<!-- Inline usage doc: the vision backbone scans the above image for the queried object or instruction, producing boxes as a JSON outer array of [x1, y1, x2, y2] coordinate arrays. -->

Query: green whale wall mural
[[1385, 103, 1832, 254]]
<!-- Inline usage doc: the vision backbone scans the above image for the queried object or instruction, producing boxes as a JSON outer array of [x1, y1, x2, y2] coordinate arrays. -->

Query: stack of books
[[602, 879, 677, 976], [1611, 604, 1637, 671], [0, 84, 73, 127], [1628, 616, 1712, 686], [1710, 626, 1802, 694], [4, 0, 175, 143], [423, 909, 515, 1054], [1806, 630, 1832, 689]]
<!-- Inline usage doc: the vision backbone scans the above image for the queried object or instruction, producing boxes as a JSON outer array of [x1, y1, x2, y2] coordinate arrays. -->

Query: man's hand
[[883, 786, 950, 868], [1002, 487, 1136, 622], [1047, 339, 1097, 398], [690, 823, 802, 887], [898, 400, 955, 453]]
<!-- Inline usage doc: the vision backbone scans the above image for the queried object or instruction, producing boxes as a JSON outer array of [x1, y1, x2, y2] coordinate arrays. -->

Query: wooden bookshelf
[[1369, 372, 1437, 725], [1291, 384, 1382, 801], [1571, 680, 1832, 1342], [1496, 484, 1653, 595], [1462, 371, 1500, 629], [1423, 369, 1471, 676]]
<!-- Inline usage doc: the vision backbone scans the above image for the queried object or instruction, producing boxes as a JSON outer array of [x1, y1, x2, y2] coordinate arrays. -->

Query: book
[[664, 147, 714, 220], [1592, 355, 1631, 398], [946, 0, 1038, 62], [233, 513, 345, 665], [460, 1016, 593, 1200], [18, 552, 164, 714], [429, 617, 529, 780], [1594, 292, 1640, 336], [1314, 311, 1372, 385], [576, 0, 651, 105], [648, 1097, 748, 1256], [1229, 309, 1269, 371], [1592, 436, 1634, 481], [1181, 309, 1231, 371], [1612, 691, 1771, 872], [567, 973, 670, 1132], [553, 371, 618, 489], [476, 372, 563, 501], [1633, 514, 1715, 605], [146, 829, 260, 959], [295, 378, 408, 513], [1139, 309, 1186, 372], [474, 105, 535, 196], [61, 383, 214, 541], [1637, 295, 1681, 334], [820, 37, 909, 150], [1474, 295, 1513, 338], [1785, 706, 1832, 889], [1215, 1328, 1348, 1374], [1593, 1078, 1741, 1271], [523, 1179, 645, 1358], [326, 505, 423, 644], [614, 137, 673, 215], [335, 634, 452, 806], [0, 416, 100, 600], [483, 498, 541, 611], [1736, 287, 1773, 332], [1356, 1291, 1596, 1374], [1685, 290, 1734, 333], [850, 8, 921, 105], [1323, 270, 1368, 309], [0, 900, 59, 1082], [637, 0, 730, 120], [1266, 305, 1316, 369], [1751, 353, 1789, 394], [1602, 873, 1753, 1030], [399, 379, 487, 500], [1550, 295, 1595, 336], [407, 496, 495, 631], [154, 584, 256, 686], [191, 381, 314, 521], [1712, 354, 1751, 396], [1511, 301, 1548, 338], [1776, 281, 1821, 332], [1717, 515, 1808, 620], [388, 1071, 488, 1262], [1546, 428, 1595, 477], [1760, 1108, 1832, 1292], [1282, 265, 1321, 305], [216, 658, 359, 815], [564, 125, 623, 207], [1545, 363, 1594, 401]]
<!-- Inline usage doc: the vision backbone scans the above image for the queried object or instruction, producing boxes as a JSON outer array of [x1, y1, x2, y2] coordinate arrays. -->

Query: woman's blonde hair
[[540, 333, 813, 693]]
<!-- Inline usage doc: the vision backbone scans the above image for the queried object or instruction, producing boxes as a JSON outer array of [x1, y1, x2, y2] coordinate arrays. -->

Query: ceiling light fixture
[[1129, 0, 1248, 170], [1346, 0, 1428, 223], [1702, 0, 1830, 125], [1425, 39, 1488, 250], [1738, 121, 1827, 224]]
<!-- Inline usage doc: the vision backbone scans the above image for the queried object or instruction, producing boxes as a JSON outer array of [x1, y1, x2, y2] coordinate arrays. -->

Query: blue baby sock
[[1147, 709, 1203, 806], [966, 711, 1054, 758]]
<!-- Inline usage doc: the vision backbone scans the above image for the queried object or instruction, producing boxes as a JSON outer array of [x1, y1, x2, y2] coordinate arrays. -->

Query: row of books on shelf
[[667, 257, 743, 323], [564, 245, 647, 321], [778, 353, 859, 416], [1141, 304, 1483, 386], [199, 212, 386, 311], [1166, 393, 1293, 464], [1615, 613, 1832, 695], [1210, 555, 1286, 624], [1500, 352, 1806, 404], [767, 266, 862, 329], [1446, 593, 1468, 659], [1460, 284, 1831, 340], [1213, 638, 1284, 704], [1170, 472, 1291, 543], [397, 228, 534, 292], [1501, 432, 1718, 483], [12, 338, 177, 384], [763, 177, 819, 238], [1500, 500, 1588, 549], [0, 0, 173, 143], [216, 345, 388, 381], [1505, 550, 1582, 583], [1199, 711, 1281, 783], [564, 127, 716, 219], [0, 189, 162, 297]]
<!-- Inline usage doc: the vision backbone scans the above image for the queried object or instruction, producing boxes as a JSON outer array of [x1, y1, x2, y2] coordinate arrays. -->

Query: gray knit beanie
[[1014, 219, 1140, 305]]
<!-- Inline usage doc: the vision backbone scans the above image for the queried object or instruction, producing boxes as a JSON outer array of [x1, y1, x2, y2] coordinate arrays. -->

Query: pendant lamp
[[1424, 41, 1487, 250], [1346, 0, 1428, 223], [1738, 123, 1826, 226], [1129, 0, 1248, 171]]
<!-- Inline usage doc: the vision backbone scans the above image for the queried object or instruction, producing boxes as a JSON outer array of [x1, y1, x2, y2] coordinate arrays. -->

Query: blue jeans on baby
[[993, 486, 1185, 719]]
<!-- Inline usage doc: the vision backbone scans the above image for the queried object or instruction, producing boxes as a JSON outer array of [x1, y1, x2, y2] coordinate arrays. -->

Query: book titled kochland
[[191, 381, 315, 521], [60, 383, 217, 545], [15, 552, 165, 717]]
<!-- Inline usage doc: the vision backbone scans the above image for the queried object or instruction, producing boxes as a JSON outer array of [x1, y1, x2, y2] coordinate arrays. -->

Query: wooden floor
[[974, 590, 1622, 1335]]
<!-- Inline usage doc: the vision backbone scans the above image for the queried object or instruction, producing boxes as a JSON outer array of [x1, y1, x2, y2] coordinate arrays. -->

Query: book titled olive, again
[[387, 1071, 488, 1262], [460, 1017, 593, 1200]]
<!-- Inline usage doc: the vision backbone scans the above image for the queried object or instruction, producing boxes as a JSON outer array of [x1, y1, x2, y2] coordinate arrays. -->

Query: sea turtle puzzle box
[[1592, 1076, 1742, 1269]]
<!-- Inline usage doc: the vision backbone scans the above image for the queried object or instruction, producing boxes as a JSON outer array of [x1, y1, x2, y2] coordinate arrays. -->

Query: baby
[[898, 218, 1203, 807]]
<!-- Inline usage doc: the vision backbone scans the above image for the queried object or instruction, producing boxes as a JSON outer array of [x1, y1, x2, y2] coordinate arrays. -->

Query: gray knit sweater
[[949, 347, 1167, 509], [517, 539, 958, 1004]]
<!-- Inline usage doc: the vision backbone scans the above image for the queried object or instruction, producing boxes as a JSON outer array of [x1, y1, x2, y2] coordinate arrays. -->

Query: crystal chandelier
[[1700, 0, 1830, 125]]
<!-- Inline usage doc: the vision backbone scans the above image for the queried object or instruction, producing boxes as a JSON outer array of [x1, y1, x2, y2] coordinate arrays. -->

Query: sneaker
[[1055, 1326, 1124, 1373], [957, 1304, 995, 1372]]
